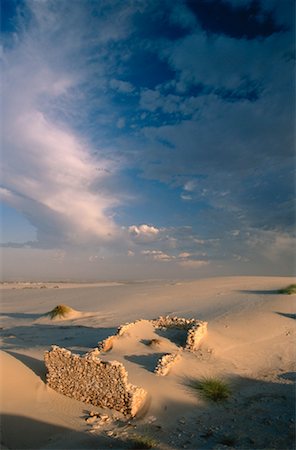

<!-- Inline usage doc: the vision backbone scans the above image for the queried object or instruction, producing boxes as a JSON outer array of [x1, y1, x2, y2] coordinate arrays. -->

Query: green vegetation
[[190, 377, 231, 402], [48, 304, 73, 319], [130, 435, 157, 449], [278, 284, 296, 295]]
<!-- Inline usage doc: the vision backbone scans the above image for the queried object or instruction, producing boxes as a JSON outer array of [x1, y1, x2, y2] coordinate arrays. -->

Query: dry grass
[[190, 377, 231, 402], [278, 284, 296, 295], [130, 434, 157, 449], [48, 304, 73, 319]]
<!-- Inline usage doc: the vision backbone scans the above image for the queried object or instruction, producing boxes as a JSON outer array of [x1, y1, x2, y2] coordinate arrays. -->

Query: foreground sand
[[1, 276, 295, 449]]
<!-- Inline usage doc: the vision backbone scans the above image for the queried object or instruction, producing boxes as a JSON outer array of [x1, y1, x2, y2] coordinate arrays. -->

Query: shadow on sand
[[275, 311, 296, 320], [2, 353, 295, 450], [0, 323, 117, 352], [125, 353, 165, 373], [178, 373, 295, 450], [1, 414, 131, 449], [0, 312, 44, 320], [237, 289, 280, 295], [5, 350, 47, 381]]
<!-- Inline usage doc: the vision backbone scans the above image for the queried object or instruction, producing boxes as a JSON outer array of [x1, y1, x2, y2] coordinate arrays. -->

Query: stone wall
[[98, 316, 207, 376], [154, 352, 182, 376], [44, 315, 207, 414], [44, 346, 147, 416]]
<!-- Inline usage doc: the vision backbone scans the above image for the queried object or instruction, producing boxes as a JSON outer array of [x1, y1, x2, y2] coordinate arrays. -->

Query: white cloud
[[181, 194, 192, 201], [88, 255, 99, 262], [177, 250, 209, 268], [1, 0, 134, 247], [178, 252, 191, 258], [246, 229, 296, 263], [140, 89, 162, 111], [193, 239, 206, 245], [184, 180, 197, 192], [162, 29, 289, 91], [142, 250, 175, 262], [2, 105, 120, 244], [110, 79, 134, 93], [129, 224, 160, 243], [178, 259, 209, 268]]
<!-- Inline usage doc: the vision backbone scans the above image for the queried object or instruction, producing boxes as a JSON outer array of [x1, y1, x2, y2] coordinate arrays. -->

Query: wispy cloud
[[1, 0, 136, 247]]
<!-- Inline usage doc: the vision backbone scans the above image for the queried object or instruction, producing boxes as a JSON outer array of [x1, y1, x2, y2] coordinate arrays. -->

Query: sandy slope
[[0, 276, 295, 449]]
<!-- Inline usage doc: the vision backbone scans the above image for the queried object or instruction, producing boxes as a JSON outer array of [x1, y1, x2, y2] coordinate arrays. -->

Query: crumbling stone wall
[[154, 352, 182, 376], [151, 316, 207, 375], [44, 315, 207, 414], [98, 316, 207, 376], [44, 346, 147, 416]]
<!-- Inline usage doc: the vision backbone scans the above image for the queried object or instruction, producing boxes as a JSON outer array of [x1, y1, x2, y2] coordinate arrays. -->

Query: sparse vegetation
[[190, 377, 231, 402], [278, 284, 296, 295], [130, 434, 157, 449], [48, 304, 73, 319]]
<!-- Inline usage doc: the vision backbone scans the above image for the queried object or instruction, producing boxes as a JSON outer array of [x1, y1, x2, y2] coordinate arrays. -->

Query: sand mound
[[47, 304, 80, 320]]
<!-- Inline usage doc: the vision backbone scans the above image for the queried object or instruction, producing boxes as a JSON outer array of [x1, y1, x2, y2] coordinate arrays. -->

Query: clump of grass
[[48, 304, 73, 319], [190, 377, 231, 402], [130, 435, 157, 449], [278, 284, 296, 295]]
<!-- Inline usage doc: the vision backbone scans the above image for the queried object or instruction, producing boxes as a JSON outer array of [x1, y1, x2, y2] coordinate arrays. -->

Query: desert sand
[[0, 276, 295, 449]]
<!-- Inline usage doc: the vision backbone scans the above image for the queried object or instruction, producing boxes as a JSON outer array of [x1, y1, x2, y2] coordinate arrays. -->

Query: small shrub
[[278, 284, 296, 295], [48, 304, 73, 319], [131, 435, 157, 449], [190, 377, 231, 402]]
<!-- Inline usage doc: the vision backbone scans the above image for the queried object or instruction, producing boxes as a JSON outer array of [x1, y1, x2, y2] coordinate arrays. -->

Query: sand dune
[[1, 276, 295, 449]]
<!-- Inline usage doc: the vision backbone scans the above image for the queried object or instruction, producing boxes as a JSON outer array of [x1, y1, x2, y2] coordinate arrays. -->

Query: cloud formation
[[1, 0, 294, 279], [1, 0, 128, 247], [129, 225, 160, 243]]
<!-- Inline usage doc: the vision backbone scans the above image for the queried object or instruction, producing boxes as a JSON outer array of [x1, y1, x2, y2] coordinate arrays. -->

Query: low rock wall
[[44, 346, 147, 416]]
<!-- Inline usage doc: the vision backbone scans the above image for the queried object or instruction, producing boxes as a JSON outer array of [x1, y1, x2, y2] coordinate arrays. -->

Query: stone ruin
[[44, 316, 207, 416], [44, 346, 146, 417]]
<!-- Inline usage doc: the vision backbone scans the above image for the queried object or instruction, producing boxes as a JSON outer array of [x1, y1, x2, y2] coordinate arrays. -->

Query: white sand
[[1, 276, 295, 449]]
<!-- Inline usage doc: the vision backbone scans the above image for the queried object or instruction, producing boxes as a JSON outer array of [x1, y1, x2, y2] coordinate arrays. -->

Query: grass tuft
[[48, 304, 73, 319], [278, 284, 296, 295], [130, 435, 157, 449], [190, 377, 231, 402]]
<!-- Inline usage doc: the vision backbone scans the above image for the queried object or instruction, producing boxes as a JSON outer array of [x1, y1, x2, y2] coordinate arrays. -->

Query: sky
[[1, 0, 295, 281]]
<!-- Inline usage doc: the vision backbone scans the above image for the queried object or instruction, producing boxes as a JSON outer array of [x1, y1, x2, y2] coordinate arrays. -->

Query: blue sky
[[1, 0, 295, 280]]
